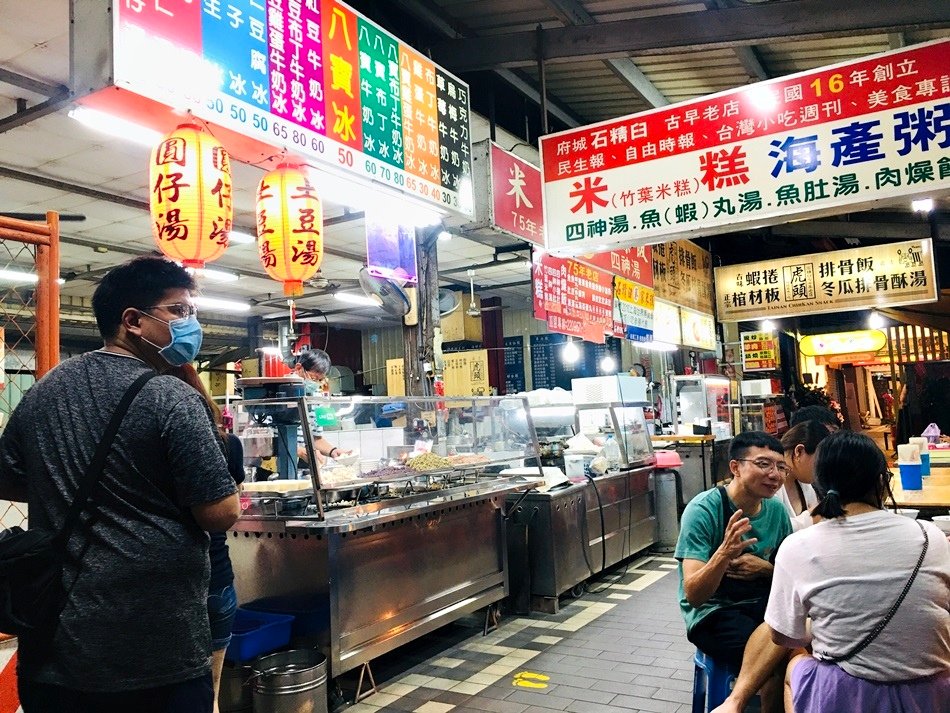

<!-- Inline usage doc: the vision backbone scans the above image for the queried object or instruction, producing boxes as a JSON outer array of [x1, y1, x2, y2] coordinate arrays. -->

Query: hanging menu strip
[[113, 0, 474, 217]]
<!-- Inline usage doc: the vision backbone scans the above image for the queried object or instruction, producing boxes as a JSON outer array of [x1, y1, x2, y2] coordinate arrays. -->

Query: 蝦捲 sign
[[540, 39, 950, 252], [715, 238, 938, 321], [741, 331, 780, 371], [112, 0, 473, 216]]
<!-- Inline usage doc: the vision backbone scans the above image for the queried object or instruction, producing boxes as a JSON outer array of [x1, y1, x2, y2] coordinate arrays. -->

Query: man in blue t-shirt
[[675, 431, 792, 713]]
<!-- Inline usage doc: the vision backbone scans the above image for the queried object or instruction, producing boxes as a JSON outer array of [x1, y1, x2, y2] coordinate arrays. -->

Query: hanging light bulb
[[868, 311, 886, 329], [561, 339, 580, 364], [600, 354, 616, 373]]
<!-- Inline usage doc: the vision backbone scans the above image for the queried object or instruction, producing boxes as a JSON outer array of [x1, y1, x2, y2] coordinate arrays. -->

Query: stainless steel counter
[[229, 477, 533, 678], [506, 465, 656, 613]]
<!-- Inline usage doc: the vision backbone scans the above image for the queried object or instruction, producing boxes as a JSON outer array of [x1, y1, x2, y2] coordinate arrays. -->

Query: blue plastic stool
[[692, 649, 740, 713]]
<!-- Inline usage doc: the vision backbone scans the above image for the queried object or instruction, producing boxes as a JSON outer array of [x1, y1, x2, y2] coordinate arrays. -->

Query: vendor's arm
[[681, 508, 757, 607], [298, 437, 346, 462]]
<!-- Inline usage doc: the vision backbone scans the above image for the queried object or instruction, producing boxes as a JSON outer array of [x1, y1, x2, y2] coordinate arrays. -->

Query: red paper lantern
[[256, 163, 324, 297], [149, 123, 232, 268]]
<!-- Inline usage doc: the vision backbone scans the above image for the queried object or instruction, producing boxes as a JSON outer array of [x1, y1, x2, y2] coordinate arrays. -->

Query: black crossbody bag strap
[[53, 371, 157, 548], [818, 519, 929, 664]]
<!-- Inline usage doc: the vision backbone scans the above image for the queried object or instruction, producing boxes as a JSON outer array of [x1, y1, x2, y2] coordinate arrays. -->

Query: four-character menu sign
[[540, 39, 950, 253], [113, 0, 473, 217], [714, 239, 938, 322]]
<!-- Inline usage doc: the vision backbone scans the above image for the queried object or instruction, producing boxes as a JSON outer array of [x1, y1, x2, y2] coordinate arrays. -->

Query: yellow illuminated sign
[[799, 330, 887, 357]]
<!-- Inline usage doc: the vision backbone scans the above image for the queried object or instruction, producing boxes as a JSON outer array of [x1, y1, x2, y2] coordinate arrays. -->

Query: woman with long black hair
[[765, 431, 950, 712]]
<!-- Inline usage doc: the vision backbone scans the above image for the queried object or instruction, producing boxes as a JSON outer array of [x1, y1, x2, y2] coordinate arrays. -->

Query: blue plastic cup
[[898, 462, 923, 490], [920, 452, 931, 477]]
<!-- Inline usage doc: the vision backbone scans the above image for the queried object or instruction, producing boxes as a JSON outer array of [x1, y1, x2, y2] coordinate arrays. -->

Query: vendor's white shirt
[[766, 511, 950, 682], [772, 481, 819, 531]]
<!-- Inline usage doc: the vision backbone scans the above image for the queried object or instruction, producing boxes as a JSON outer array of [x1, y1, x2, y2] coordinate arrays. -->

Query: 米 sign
[[540, 39, 950, 252], [489, 143, 544, 244], [715, 238, 938, 321], [113, 0, 473, 216]]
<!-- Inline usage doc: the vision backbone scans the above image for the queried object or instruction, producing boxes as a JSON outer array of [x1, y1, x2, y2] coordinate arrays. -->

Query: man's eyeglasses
[[736, 458, 791, 475], [140, 303, 198, 319]]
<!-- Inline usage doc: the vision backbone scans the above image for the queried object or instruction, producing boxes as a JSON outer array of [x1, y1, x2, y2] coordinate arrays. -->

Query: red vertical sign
[[490, 143, 544, 245]]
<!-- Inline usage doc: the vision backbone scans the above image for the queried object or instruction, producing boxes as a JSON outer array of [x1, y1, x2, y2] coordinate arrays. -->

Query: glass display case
[[671, 375, 733, 440], [233, 380, 544, 520], [571, 375, 655, 468]]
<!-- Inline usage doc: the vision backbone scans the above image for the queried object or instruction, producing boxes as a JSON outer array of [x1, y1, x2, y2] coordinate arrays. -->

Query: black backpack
[[0, 372, 155, 642]]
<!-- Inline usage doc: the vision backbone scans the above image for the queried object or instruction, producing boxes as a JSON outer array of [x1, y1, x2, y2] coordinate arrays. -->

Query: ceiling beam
[[431, 0, 950, 71], [0, 68, 67, 97], [542, 0, 668, 107], [388, 0, 584, 127], [703, 0, 769, 81]]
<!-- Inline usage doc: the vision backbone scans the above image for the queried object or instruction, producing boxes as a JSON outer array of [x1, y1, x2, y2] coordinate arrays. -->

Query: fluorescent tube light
[[639, 341, 679, 352], [334, 292, 381, 307], [191, 267, 239, 283], [67, 107, 162, 147], [193, 295, 250, 313], [912, 198, 934, 213], [0, 269, 38, 285]]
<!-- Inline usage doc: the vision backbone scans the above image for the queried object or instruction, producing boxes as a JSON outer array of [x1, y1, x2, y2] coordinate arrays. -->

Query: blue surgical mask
[[141, 312, 203, 366]]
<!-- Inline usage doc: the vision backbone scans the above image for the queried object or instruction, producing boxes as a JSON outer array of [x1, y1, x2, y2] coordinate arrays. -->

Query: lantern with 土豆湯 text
[[256, 163, 324, 297], [149, 123, 232, 268]]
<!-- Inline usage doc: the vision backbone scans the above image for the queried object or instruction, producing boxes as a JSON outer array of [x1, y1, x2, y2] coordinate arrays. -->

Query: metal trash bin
[[220, 661, 253, 712], [251, 649, 328, 713], [654, 450, 685, 552]]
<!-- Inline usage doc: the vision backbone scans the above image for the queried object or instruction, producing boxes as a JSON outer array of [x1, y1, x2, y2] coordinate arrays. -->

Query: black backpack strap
[[717, 485, 731, 545], [55, 371, 157, 546]]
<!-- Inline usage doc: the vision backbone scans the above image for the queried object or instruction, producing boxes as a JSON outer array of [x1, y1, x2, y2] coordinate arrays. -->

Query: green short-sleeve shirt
[[674, 487, 792, 634]]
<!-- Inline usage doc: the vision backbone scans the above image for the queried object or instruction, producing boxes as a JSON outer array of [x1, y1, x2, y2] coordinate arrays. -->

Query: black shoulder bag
[[0, 371, 156, 641], [817, 519, 929, 663]]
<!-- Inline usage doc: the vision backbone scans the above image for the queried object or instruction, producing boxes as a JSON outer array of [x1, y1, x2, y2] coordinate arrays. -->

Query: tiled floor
[[342, 554, 699, 713]]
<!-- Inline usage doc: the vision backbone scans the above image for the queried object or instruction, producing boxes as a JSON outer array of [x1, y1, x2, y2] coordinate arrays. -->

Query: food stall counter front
[[229, 392, 544, 680]]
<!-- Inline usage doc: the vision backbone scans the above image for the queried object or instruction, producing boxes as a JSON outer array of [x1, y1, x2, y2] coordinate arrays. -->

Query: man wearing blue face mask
[[0, 255, 239, 713]]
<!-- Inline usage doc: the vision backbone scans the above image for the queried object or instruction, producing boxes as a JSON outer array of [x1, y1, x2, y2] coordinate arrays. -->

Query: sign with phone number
[[112, 0, 473, 217]]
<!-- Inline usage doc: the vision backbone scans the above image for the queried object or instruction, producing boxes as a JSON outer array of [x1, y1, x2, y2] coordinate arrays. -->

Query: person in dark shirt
[[0, 256, 239, 713], [169, 364, 245, 713]]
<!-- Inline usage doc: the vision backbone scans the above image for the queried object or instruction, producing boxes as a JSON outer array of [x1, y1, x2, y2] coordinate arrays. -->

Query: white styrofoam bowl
[[932, 515, 950, 534], [893, 508, 920, 519]]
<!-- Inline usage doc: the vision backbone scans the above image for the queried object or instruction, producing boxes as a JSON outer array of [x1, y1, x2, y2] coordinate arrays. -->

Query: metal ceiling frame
[[432, 0, 950, 71]]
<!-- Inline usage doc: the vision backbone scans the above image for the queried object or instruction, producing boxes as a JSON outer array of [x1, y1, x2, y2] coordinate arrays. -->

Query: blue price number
[[229, 105, 247, 123], [393, 172, 405, 187], [379, 165, 392, 182], [364, 159, 378, 176], [310, 137, 324, 153], [252, 113, 268, 132], [206, 97, 224, 113], [272, 122, 288, 140]]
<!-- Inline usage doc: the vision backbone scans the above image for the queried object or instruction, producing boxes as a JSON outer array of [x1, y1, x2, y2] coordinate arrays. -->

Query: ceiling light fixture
[[868, 311, 886, 329], [638, 341, 679, 353], [67, 107, 162, 147], [190, 267, 239, 282], [228, 230, 257, 245], [334, 292, 381, 307], [193, 295, 251, 313], [0, 269, 38, 285], [911, 198, 934, 213], [600, 355, 616, 373], [438, 230, 452, 242], [761, 319, 776, 332], [561, 339, 581, 364]]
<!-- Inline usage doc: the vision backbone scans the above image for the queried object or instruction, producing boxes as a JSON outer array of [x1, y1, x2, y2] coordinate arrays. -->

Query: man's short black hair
[[789, 405, 840, 429], [92, 256, 196, 339], [730, 430, 784, 460], [295, 348, 331, 375]]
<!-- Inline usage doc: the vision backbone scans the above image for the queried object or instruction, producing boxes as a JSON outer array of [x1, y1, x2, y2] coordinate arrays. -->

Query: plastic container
[[225, 608, 295, 663], [243, 595, 329, 641], [602, 436, 621, 472], [897, 462, 923, 491]]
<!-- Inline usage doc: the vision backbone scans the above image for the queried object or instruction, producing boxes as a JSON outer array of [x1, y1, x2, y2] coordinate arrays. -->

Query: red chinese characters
[[149, 123, 233, 268]]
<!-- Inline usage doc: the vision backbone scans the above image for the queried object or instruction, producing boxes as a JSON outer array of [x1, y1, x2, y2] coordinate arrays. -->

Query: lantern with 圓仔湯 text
[[149, 123, 232, 268], [256, 163, 323, 297]]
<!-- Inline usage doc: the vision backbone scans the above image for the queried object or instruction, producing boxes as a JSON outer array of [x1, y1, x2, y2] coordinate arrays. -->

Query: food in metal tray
[[447, 453, 490, 466], [406, 453, 454, 472]]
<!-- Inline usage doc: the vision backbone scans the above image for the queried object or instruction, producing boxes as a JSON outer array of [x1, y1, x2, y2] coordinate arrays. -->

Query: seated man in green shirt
[[675, 431, 793, 713]]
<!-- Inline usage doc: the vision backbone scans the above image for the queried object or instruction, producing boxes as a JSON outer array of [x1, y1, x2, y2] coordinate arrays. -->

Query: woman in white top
[[773, 421, 829, 531], [765, 431, 950, 713]]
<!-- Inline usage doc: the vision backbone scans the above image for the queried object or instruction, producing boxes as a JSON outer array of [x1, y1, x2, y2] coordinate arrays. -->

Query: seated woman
[[773, 421, 829, 531], [765, 431, 950, 713]]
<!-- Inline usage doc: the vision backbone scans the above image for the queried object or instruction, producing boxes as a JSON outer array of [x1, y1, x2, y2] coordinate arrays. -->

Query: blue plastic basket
[[243, 595, 329, 639], [224, 608, 294, 663]]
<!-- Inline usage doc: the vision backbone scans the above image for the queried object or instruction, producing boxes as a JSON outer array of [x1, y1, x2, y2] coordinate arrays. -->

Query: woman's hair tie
[[826, 489, 839, 497]]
